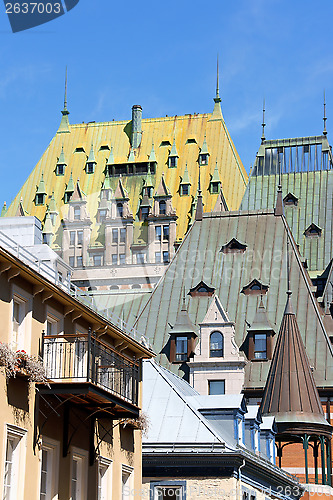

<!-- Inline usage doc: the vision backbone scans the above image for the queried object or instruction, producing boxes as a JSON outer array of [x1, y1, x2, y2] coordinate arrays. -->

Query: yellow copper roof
[[7, 111, 248, 245]]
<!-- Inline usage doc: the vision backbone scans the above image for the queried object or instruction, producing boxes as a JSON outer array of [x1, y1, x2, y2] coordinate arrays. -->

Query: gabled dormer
[[179, 164, 191, 196], [35, 173, 47, 206], [213, 188, 228, 212], [142, 166, 154, 198], [56, 146, 67, 176], [105, 147, 114, 176], [189, 294, 246, 395], [47, 191, 58, 225], [148, 142, 157, 170], [86, 144, 97, 174], [42, 210, 54, 245], [113, 179, 132, 219], [152, 175, 176, 218], [64, 172, 75, 204], [283, 192, 298, 206], [209, 162, 221, 194], [97, 178, 113, 223], [241, 279, 269, 296], [304, 222, 322, 238], [68, 181, 90, 222], [221, 238, 247, 254], [246, 297, 276, 360], [168, 296, 198, 363], [188, 281, 215, 297], [199, 135, 210, 166], [168, 138, 179, 168]]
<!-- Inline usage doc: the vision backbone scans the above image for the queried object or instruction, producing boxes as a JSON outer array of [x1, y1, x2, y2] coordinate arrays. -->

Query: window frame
[[175, 336, 188, 362], [39, 437, 60, 500], [254, 333, 267, 360], [2, 424, 27, 500], [71, 448, 88, 500], [98, 457, 112, 500], [209, 331, 224, 358], [208, 380, 225, 395], [11, 288, 31, 352], [74, 206, 81, 221], [121, 464, 133, 500]]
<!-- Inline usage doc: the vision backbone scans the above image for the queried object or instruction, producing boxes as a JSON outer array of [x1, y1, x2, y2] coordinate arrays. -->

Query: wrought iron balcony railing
[[42, 333, 139, 407]]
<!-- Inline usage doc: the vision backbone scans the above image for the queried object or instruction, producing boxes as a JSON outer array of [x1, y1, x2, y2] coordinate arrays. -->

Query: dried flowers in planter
[[120, 412, 150, 437], [0, 343, 48, 384]]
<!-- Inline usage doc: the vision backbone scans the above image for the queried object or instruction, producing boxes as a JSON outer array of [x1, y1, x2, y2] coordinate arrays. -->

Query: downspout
[[238, 459, 246, 500]]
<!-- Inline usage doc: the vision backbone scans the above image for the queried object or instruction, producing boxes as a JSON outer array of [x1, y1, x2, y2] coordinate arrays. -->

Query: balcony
[[40, 333, 139, 417]]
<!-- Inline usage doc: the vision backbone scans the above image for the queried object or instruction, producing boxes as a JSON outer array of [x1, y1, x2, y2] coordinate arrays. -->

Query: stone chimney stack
[[131, 105, 142, 148]]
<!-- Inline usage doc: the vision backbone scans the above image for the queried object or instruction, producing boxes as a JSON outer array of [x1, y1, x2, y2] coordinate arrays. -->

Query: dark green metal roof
[[134, 210, 333, 390]]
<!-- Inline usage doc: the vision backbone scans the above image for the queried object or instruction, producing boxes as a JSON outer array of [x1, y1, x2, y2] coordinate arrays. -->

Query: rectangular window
[[3, 425, 27, 500], [163, 251, 169, 264], [112, 229, 118, 243], [70, 231, 75, 246], [112, 254, 118, 265], [76, 256, 83, 267], [12, 297, 25, 351], [93, 255, 102, 267], [119, 254, 126, 265], [120, 228, 126, 243], [74, 207, 80, 220], [208, 380, 225, 395], [141, 207, 149, 221], [77, 231, 83, 246], [181, 184, 189, 196], [39, 439, 59, 500], [99, 209, 107, 223], [163, 226, 169, 241], [69, 256, 75, 267], [155, 252, 161, 264], [254, 334, 267, 359], [175, 336, 187, 362], [169, 157, 177, 168], [137, 253, 145, 265], [122, 465, 133, 500], [71, 449, 87, 500], [155, 226, 161, 241], [98, 458, 112, 500], [200, 154, 208, 165]]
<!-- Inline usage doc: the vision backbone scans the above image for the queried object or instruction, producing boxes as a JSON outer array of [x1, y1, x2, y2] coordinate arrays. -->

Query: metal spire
[[274, 156, 284, 216], [58, 67, 70, 133], [214, 55, 221, 104], [195, 165, 203, 221], [261, 98, 266, 143], [323, 90, 327, 136], [62, 66, 69, 116]]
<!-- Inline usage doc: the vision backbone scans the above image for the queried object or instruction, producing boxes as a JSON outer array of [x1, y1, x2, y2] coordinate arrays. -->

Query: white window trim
[[39, 437, 60, 500], [121, 464, 134, 500], [11, 285, 32, 353], [46, 307, 64, 336], [98, 457, 112, 500], [2, 424, 27, 500], [70, 447, 88, 500]]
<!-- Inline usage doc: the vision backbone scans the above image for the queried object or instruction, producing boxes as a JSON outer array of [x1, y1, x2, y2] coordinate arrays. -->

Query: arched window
[[159, 200, 166, 215], [210, 331, 223, 357]]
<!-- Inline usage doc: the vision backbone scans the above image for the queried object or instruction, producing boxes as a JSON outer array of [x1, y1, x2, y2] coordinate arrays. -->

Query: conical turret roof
[[181, 164, 191, 185], [107, 146, 114, 165], [36, 173, 46, 194], [248, 297, 275, 333], [169, 137, 178, 158], [260, 291, 331, 436], [48, 191, 57, 213], [200, 135, 210, 156], [87, 144, 96, 164], [58, 145, 67, 165], [148, 142, 157, 163], [170, 296, 198, 336]]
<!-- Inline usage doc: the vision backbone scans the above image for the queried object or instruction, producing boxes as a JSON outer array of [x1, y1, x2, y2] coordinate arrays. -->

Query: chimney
[[131, 105, 142, 148]]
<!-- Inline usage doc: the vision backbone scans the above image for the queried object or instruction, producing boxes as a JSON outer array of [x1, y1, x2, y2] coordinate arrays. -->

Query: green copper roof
[[107, 146, 114, 165], [148, 143, 157, 163], [248, 297, 275, 332], [169, 138, 179, 158], [48, 191, 58, 213], [65, 172, 75, 193], [144, 165, 154, 190], [211, 162, 221, 183], [128, 148, 135, 162], [87, 144, 96, 164], [200, 135, 210, 156], [58, 145, 67, 165], [43, 211, 53, 235], [181, 164, 191, 185], [133, 210, 333, 390], [36, 173, 46, 195], [102, 175, 113, 191]]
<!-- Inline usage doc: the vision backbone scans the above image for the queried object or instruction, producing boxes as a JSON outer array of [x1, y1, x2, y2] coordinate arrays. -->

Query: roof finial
[[64, 66, 68, 113], [214, 55, 221, 104], [58, 67, 70, 133], [274, 156, 284, 216], [323, 90, 327, 136], [261, 98, 266, 143]]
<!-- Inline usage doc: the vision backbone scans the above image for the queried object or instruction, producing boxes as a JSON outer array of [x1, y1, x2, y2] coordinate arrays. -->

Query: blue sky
[[0, 0, 332, 206]]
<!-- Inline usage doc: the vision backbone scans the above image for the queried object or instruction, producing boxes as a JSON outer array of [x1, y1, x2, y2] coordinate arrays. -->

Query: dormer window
[[210, 182, 220, 194], [210, 331, 224, 357], [175, 336, 188, 361], [304, 223, 322, 238], [283, 192, 298, 206], [199, 154, 208, 166], [188, 281, 215, 297], [86, 162, 95, 174], [169, 156, 177, 168], [117, 203, 123, 218], [180, 184, 189, 196], [159, 200, 166, 215], [35, 193, 45, 206], [56, 164, 65, 176], [99, 209, 107, 223], [221, 238, 247, 254], [241, 279, 269, 296], [254, 334, 267, 359], [141, 207, 149, 221], [64, 192, 73, 204], [143, 186, 153, 197], [74, 207, 80, 220]]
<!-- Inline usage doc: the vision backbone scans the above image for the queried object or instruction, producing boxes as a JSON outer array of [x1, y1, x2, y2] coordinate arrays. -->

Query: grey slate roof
[[135, 211, 333, 390]]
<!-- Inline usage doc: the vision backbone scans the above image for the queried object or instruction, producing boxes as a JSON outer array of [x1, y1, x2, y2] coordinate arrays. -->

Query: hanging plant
[[0, 343, 48, 384]]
